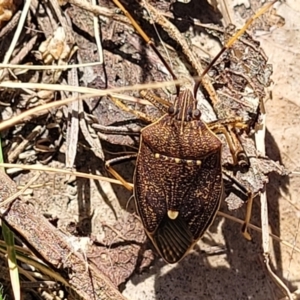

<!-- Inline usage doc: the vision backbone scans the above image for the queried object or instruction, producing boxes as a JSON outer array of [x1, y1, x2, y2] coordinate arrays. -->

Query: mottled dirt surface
[[1, 0, 299, 299]]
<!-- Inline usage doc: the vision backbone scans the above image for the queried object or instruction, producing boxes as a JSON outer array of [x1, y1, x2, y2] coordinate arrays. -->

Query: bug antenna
[[149, 44, 180, 95], [193, 0, 279, 98], [193, 50, 224, 97]]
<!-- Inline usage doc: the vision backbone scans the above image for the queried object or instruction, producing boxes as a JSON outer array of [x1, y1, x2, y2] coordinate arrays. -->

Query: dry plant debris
[[0, 0, 294, 299], [0, 0, 20, 28]]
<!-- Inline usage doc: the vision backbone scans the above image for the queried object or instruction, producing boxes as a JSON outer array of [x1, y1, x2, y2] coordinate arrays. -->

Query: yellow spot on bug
[[154, 153, 160, 159], [168, 210, 179, 220], [186, 160, 193, 165], [175, 158, 181, 163], [196, 160, 202, 166]]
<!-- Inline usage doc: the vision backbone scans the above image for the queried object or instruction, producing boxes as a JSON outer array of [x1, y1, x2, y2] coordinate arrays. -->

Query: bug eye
[[193, 109, 201, 119], [168, 106, 174, 115], [168, 106, 177, 116]]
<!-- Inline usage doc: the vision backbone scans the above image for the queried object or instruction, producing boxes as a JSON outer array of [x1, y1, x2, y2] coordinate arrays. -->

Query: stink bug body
[[106, 0, 279, 263], [134, 89, 223, 263]]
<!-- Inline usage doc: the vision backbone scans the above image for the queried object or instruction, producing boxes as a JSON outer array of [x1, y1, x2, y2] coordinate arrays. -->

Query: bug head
[[168, 89, 201, 122], [168, 88, 202, 134]]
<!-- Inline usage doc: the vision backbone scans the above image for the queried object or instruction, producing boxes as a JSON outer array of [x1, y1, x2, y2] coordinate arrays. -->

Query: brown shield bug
[[106, 0, 278, 263]]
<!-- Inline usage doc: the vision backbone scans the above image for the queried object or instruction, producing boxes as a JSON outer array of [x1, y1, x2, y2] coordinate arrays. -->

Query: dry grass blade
[[0, 0, 30, 79], [65, 68, 80, 168], [0, 163, 124, 185], [1, 221, 20, 300]]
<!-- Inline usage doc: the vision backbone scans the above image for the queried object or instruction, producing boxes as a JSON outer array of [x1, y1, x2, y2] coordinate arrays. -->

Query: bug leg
[[223, 170, 255, 240], [92, 123, 141, 136], [209, 118, 249, 169], [108, 94, 157, 123], [105, 154, 137, 191], [140, 90, 171, 113], [241, 192, 254, 240], [227, 126, 250, 170]]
